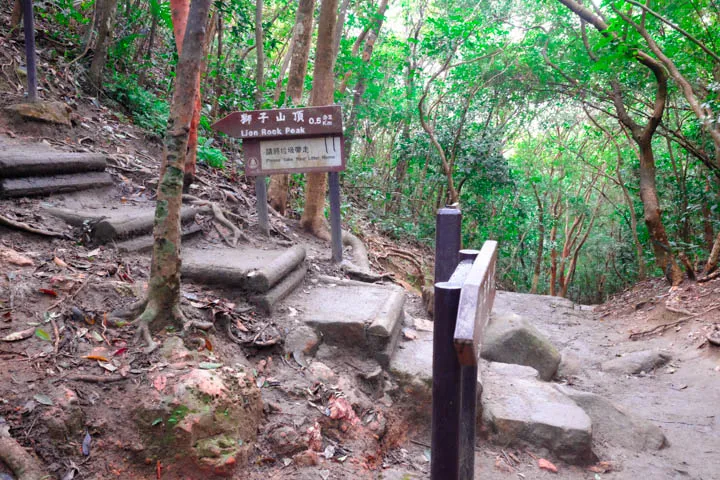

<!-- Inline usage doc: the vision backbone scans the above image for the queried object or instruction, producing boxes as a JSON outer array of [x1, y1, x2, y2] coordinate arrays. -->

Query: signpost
[[213, 105, 345, 261]]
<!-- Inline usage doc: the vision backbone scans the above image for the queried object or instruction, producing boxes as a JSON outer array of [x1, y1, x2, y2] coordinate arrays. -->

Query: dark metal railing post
[[431, 208, 462, 480], [431, 282, 462, 480], [22, 0, 38, 102], [435, 207, 462, 283]]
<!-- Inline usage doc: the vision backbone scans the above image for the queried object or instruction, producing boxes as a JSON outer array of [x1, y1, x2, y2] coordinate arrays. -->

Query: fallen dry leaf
[[0, 247, 33, 266], [153, 375, 167, 392], [53, 256, 69, 268], [588, 461, 613, 473], [538, 458, 558, 473]]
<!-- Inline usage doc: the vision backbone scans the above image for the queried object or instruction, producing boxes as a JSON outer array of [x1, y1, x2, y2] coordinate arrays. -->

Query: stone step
[[115, 224, 204, 253], [42, 204, 207, 243], [0, 150, 107, 178], [181, 245, 307, 294], [250, 264, 308, 313], [0, 171, 113, 198], [284, 276, 405, 366]]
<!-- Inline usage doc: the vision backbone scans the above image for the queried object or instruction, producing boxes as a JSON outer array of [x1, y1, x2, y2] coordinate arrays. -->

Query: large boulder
[[481, 312, 561, 381], [481, 362, 594, 465], [135, 366, 262, 477], [556, 385, 667, 451], [601, 349, 671, 375], [6, 101, 72, 126]]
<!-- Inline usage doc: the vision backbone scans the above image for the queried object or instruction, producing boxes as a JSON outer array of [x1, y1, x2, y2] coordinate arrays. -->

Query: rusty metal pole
[[21, 0, 38, 102], [431, 282, 462, 480]]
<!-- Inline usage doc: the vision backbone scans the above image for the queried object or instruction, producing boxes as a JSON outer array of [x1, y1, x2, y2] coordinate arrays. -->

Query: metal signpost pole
[[255, 175, 269, 236], [328, 171, 342, 263], [22, 0, 38, 102]]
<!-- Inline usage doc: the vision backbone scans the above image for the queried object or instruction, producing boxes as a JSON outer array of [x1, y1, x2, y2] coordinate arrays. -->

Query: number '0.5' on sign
[[211, 105, 346, 176]]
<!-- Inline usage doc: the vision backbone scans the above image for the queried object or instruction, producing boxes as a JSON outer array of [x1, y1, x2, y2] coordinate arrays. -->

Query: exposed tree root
[[0, 213, 69, 239], [629, 304, 720, 340], [0, 432, 50, 480], [183, 194, 249, 246], [698, 270, 720, 283], [65, 374, 128, 383]]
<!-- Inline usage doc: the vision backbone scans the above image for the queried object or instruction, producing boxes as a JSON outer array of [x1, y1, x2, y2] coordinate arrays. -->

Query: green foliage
[[105, 73, 169, 134], [197, 137, 228, 169]]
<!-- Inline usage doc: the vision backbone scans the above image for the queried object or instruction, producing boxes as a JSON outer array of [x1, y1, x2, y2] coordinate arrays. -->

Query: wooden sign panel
[[453, 240, 498, 366], [243, 135, 345, 176], [212, 105, 343, 139]]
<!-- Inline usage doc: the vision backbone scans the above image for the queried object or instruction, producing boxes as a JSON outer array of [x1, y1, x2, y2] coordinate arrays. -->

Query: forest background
[[9, 0, 720, 304]]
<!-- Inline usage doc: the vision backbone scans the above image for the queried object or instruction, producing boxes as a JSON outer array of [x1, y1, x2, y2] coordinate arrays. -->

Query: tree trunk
[[88, 0, 119, 89], [300, 0, 338, 239], [704, 233, 720, 275], [170, 0, 202, 189], [132, 0, 212, 352], [11, 0, 23, 28], [636, 141, 683, 284], [254, 0, 264, 108], [530, 187, 545, 294], [267, 0, 315, 215]]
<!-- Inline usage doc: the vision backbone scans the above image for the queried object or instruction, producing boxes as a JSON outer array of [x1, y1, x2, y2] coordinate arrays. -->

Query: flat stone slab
[[482, 364, 593, 465], [182, 245, 306, 293], [555, 385, 667, 451], [285, 280, 404, 366]]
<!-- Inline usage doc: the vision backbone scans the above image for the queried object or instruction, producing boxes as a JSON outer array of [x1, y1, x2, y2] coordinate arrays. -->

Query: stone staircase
[[0, 140, 112, 197]]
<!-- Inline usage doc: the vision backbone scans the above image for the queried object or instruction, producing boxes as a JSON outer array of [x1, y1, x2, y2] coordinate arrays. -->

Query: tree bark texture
[[170, 0, 202, 187], [267, 0, 315, 215], [300, 0, 338, 239], [140, 0, 212, 342], [89, 0, 119, 89]]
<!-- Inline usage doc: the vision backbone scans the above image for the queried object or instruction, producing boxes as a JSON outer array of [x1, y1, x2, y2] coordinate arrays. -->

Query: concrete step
[[115, 224, 204, 253], [181, 245, 307, 294], [0, 171, 113, 198], [42, 204, 207, 243], [284, 276, 405, 366], [0, 150, 107, 178]]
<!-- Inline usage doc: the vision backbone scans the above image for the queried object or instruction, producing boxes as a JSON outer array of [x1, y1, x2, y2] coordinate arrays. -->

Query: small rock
[[293, 449, 319, 466], [285, 325, 321, 357], [308, 361, 337, 384], [601, 350, 671, 375]]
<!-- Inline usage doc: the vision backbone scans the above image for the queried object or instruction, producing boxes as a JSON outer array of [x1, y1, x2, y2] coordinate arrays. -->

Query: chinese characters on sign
[[212, 105, 345, 176], [244, 136, 343, 175]]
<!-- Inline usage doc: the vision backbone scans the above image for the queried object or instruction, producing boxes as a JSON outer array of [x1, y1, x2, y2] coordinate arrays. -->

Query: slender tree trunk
[[170, 0, 202, 189], [530, 187, 545, 294], [254, 0, 264, 108], [11, 0, 23, 28], [130, 0, 212, 352], [211, 14, 224, 116], [300, 0, 338, 239], [89, 0, 119, 89], [268, 0, 315, 215]]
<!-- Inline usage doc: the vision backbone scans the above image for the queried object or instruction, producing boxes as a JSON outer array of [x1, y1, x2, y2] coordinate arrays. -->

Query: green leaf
[[151, 418, 163, 426], [198, 362, 223, 370], [35, 328, 51, 342], [33, 394, 54, 406]]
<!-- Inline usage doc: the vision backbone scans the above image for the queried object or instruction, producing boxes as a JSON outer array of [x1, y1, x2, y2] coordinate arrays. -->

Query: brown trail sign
[[212, 105, 346, 261]]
